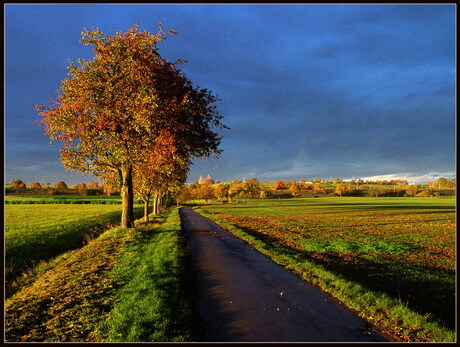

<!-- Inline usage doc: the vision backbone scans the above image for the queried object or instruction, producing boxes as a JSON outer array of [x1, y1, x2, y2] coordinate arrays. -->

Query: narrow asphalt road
[[180, 207, 388, 342]]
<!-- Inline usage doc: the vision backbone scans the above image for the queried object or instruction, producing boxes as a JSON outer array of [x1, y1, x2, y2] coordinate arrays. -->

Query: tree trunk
[[152, 194, 158, 216], [143, 194, 150, 223], [120, 164, 135, 228], [158, 194, 163, 214]]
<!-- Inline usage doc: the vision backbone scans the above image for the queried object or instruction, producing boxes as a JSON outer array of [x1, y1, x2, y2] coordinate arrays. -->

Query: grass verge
[[5, 204, 143, 294], [194, 206, 456, 343], [98, 208, 197, 342], [5, 207, 197, 342]]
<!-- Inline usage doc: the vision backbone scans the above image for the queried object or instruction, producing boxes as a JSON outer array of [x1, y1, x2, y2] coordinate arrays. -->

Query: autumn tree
[[435, 177, 448, 190], [334, 184, 354, 197], [29, 182, 42, 189], [214, 183, 230, 201], [242, 181, 261, 198], [405, 185, 419, 197], [36, 24, 227, 227], [193, 183, 215, 203], [87, 181, 99, 189], [289, 181, 301, 198], [134, 137, 190, 220], [445, 179, 455, 190], [76, 182, 87, 190], [10, 179, 25, 189], [313, 184, 322, 191], [55, 181, 68, 189], [274, 181, 287, 190], [175, 184, 192, 205]]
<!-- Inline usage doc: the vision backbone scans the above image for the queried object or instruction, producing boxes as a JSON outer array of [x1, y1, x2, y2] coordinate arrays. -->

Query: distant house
[[199, 174, 215, 185]]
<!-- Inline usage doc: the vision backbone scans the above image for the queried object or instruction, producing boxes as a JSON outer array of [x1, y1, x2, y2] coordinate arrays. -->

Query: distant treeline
[[4, 187, 109, 196], [177, 177, 455, 203], [5, 179, 118, 196]]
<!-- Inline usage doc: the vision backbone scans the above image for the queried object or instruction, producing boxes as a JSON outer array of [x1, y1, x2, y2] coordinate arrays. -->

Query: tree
[[55, 181, 68, 189], [274, 181, 287, 190], [194, 184, 215, 203], [10, 179, 25, 189], [445, 179, 455, 190], [36, 24, 227, 227], [289, 181, 301, 198], [241, 181, 261, 198], [214, 183, 229, 201], [29, 182, 42, 189], [87, 181, 99, 189], [102, 182, 117, 196], [436, 177, 448, 190], [176, 184, 192, 205], [76, 182, 87, 190], [405, 185, 419, 197], [133, 137, 189, 221], [335, 184, 354, 197]]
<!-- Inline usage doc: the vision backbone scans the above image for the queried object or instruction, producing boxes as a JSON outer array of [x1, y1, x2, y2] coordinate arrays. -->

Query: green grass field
[[196, 196, 456, 342], [5, 201, 143, 294], [5, 208, 196, 342]]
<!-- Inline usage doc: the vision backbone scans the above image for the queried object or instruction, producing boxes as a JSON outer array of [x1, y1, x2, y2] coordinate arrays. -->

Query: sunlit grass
[[5, 203, 143, 292], [5, 208, 196, 342], [99, 208, 197, 342]]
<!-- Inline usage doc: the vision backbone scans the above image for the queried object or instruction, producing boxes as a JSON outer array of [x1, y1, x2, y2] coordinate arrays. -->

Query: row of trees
[[34, 24, 227, 227], [7, 179, 118, 196], [176, 179, 263, 203], [171, 176, 455, 204], [9, 179, 98, 190]]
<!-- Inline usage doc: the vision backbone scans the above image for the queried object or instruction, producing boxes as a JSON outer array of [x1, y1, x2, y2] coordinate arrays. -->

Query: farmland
[[4, 191, 456, 342], [4, 198, 143, 296], [195, 196, 456, 342]]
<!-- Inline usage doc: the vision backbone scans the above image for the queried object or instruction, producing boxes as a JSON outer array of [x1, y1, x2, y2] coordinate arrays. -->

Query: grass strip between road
[[194, 206, 456, 343], [5, 207, 197, 342]]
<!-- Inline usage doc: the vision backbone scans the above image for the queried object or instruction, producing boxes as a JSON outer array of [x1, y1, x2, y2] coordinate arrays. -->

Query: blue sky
[[4, 4, 456, 185]]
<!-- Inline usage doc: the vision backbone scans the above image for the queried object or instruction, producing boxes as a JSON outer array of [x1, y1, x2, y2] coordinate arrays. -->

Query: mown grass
[[5, 207, 197, 342], [4, 203, 143, 295], [195, 196, 456, 342], [99, 208, 197, 342]]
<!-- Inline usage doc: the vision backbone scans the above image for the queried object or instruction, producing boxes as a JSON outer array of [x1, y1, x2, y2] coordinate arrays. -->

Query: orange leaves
[[35, 23, 225, 222]]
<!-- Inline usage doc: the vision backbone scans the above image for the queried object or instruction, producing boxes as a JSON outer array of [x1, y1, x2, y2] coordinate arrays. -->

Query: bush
[[416, 190, 434, 198]]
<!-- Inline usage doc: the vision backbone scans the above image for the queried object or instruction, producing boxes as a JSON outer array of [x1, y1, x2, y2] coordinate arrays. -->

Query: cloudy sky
[[5, 4, 456, 185]]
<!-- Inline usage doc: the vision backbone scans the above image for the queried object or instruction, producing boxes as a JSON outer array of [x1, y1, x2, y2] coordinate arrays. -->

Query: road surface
[[180, 206, 388, 342]]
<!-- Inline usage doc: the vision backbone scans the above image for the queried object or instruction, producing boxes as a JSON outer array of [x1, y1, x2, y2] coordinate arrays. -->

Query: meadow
[[5, 208, 197, 342], [4, 197, 143, 296], [196, 196, 456, 342]]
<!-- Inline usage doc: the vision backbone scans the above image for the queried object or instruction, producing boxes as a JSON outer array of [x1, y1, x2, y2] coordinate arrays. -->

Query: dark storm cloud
[[4, 4, 455, 185]]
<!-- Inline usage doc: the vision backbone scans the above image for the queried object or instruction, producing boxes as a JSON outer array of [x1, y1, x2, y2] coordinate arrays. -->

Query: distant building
[[199, 174, 215, 185]]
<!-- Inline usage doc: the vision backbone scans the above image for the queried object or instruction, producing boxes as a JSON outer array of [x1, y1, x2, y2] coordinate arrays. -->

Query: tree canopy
[[36, 24, 227, 227]]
